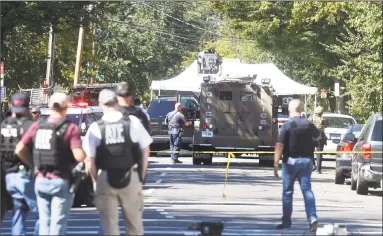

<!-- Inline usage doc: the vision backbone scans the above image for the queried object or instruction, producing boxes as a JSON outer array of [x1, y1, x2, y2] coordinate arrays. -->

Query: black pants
[[316, 145, 324, 171]]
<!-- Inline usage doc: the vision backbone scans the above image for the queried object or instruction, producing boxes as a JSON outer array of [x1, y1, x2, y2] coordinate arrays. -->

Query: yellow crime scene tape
[[149, 150, 381, 198]]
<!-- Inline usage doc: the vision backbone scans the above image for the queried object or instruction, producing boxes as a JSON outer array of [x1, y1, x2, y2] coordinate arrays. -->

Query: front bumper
[[360, 164, 382, 185]]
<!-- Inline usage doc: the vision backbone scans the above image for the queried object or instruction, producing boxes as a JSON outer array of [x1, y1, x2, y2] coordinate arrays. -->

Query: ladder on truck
[[18, 84, 55, 105]]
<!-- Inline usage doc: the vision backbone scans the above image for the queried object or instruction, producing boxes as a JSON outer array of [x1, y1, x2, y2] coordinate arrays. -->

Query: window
[[240, 92, 253, 101], [147, 99, 176, 118], [371, 120, 382, 141], [219, 91, 232, 100], [324, 117, 356, 129]]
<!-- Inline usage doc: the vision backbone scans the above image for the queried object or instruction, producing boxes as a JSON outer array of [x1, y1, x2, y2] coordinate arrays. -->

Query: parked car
[[350, 113, 382, 195], [309, 112, 357, 155], [333, 124, 364, 184]]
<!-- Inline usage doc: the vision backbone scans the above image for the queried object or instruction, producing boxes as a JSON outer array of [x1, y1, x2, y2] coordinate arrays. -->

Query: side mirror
[[345, 133, 356, 142], [332, 139, 341, 144]]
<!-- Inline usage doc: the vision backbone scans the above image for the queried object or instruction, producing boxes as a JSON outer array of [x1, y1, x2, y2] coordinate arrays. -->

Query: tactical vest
[[119, 106, 150, 133], [95, 118, 134, 170], [0, 117, 28, 172], [32, 117, 74, 176], [282, 119, 316, 163], [312, 115, 325, 132]]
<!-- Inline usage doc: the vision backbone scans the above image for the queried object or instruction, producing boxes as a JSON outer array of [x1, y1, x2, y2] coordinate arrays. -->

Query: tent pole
[[304, 94, 307, 118]]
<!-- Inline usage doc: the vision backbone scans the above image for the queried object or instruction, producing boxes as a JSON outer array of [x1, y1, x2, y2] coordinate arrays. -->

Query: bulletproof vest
[[95, 117, 135, 170], [0, 117, 28, 171], [167, 111, 181, 129], [119, 106, 150, 133], [32, 117, 74, 176], [282, 119, 316, 162], [312, 115, 325, 131]]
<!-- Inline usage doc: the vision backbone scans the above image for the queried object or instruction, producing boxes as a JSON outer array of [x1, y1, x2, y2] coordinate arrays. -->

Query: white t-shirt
[[82, 110, 153, 158]]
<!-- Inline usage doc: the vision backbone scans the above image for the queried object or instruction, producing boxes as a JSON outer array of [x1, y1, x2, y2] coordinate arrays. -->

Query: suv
[[350, 113, 382, 195], [333, 124, 364, 185], [147, 96, 200, 153]]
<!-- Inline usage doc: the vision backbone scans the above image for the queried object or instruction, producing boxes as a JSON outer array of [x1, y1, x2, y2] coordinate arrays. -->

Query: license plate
[[194, 153, 211, 159], [330, 134, 341, 139], [202, 130, 213, 137], [260, 155, 274, 161]]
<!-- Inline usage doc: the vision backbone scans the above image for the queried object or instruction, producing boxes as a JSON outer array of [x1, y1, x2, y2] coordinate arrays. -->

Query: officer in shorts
[[83, 89, 152, 235], [1, 93, 39, 235]]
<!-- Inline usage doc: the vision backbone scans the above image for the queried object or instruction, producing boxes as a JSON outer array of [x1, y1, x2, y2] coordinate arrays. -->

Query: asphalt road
[[1, 155, 382, 235]]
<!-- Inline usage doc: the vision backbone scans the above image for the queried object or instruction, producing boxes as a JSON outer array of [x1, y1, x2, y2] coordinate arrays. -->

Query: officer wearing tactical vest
[[0, 93, 39, 235], [83, 89, 152, 235], [273, 99, 320, 232], [312, 106, 327, 173], [16, 92, 86, 235], [164, 103, 192, 164], [115, 81, 151, 134]]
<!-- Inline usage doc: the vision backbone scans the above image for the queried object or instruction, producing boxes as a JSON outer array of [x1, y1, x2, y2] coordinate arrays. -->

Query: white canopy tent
[[150, 60, 318, 112], [150, 59, 241, 93]]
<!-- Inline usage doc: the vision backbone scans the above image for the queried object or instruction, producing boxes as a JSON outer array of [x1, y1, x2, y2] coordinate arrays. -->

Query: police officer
[[0, 93, 39, 235], [16, 92, 86, 235], [312, 106, 327, 173], [273, 99, 319, 232], [164, 102, 191, 164], [83, 89, 152, 235], [115, 82, 151, 134]]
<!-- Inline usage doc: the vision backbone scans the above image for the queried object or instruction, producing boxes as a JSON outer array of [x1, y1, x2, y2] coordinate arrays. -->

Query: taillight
[[341, 141, 354, 152], [361, 143, 371, 159]]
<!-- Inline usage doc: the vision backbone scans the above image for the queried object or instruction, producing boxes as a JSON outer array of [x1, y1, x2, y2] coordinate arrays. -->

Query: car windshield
[[371, 120, 382, 141], [324, 116, 356, 129], [147, 99, 176, 118]]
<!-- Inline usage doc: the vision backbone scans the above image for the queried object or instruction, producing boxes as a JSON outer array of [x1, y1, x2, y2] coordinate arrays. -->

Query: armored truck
[[191, 76, 278, 166]]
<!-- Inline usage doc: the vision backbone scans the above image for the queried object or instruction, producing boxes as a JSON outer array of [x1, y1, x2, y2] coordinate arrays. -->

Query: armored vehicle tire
[[203, 154, 213, 165], [335, 168, 345, 185], [350, 174, 357, 190], [356, 174, 369, 195], [259, 157, 274, 167], [193, 157, 202, 165]]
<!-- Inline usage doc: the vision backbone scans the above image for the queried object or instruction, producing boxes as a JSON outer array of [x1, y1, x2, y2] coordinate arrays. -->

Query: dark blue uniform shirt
[[277, 116, 320, 162]]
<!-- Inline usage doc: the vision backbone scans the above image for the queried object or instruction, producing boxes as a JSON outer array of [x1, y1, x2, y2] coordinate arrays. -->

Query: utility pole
[[89, 25, 96, 84], [74, 25, 84, 85], [43, 25, 55, 103]]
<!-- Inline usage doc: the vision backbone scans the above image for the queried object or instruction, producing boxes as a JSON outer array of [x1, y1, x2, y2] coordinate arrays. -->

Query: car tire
[[335, 168, 345, 185], [356, 173, 369, 195]]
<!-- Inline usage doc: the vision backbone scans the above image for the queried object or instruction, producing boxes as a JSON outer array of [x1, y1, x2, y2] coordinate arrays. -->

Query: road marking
[[142, 188, 154, 195], [160, 212, 169, 215], [156, 209, 165, 212], [166, 215, 175, 219], [160, 172, 167, 177], [156, 179, 163, 184], [166, 167, 171, 170], [143, 199, 377, 209]]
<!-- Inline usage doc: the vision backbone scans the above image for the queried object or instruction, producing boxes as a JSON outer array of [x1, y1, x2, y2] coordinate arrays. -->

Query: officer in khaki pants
[[83, 89, 152, 235]]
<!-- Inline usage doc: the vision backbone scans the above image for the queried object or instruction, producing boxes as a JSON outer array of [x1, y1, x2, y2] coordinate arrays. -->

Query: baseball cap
[[99, 89, 118, 106], [31, 106, 41, 113], [49, 92, 68, 110], [115, 81, 133, 97], [11, 93, 30, 113]]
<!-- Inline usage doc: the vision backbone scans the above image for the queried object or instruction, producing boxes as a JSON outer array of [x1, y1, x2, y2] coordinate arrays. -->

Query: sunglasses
[[32, 112, 41, 115]]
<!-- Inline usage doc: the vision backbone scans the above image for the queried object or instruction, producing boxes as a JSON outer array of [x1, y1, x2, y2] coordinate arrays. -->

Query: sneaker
[[172, 159, 183, 164], [276, 224, 290, 230], [310, 220, 318, 232]]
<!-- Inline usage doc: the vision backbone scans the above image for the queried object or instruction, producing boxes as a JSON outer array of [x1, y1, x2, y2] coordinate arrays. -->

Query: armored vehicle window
[[219, 91, 232, 100], [240, 92, 253, 101]]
